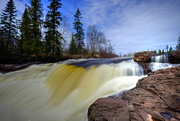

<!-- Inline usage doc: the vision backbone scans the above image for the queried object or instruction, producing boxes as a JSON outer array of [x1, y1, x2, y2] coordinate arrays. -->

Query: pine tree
[[177, 35, 180, 50], [162, 49, 165, 54], [0, 25, 5, 54], [29, 0, 43, 54], [44, 0, 63, 56], [153, 50, 157, 54], [158, 49, 162, 54], [69, 33, 77, 54], [166, 45, 169, 53], [0, 0, 18, 53], [19, 7, 32, 54], [169, 47, 173, 53], [73, 8, 84, 53]]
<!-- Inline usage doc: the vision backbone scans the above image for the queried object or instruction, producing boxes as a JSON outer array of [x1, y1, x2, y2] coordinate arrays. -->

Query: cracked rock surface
[[88, 66, 180, 121]]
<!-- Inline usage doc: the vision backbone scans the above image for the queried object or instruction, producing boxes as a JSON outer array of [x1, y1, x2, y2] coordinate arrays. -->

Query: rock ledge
[[133, 51, 155, 62]]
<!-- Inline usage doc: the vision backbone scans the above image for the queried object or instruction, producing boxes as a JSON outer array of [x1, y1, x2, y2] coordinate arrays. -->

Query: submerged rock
[[133, 51, 155, 62], [88, 66, 180, 121]]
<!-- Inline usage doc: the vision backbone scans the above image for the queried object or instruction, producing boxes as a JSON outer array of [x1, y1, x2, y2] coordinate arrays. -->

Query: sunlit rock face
[[0, 59, 145, 121], [88, 66, 180, 121], [133, 51, 155, 62]]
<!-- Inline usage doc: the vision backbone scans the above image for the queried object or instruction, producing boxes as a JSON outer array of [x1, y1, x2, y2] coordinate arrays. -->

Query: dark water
[[69, 57, 132, 67], [161, 112, 172, 119]]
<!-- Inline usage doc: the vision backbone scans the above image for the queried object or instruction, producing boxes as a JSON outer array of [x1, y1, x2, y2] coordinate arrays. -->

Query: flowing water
[[0, 57, 178, 121], [151, 54, 169, 63], [150, 54, 179, 71]]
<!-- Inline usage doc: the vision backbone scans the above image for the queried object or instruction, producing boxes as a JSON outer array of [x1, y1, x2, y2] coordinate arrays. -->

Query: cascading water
[[0, 58, 145, 121], [150, 54, 179, 71], [151, 54, 169, 63]]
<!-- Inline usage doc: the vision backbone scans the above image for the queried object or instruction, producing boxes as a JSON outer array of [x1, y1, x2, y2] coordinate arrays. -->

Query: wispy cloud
[[80, 0, 180, 54]]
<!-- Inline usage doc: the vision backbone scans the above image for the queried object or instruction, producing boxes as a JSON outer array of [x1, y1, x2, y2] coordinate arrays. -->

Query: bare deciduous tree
[[86, 25, 114, 57]]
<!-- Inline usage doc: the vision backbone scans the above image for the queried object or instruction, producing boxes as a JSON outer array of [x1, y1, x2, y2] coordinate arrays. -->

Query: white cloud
[[81, 0, 180, 54]]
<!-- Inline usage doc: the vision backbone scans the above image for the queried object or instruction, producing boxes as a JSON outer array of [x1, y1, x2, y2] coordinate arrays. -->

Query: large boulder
[[88, 98, 130, 121], [88, 66, 180, 121], [133, 51, 155, 62], [169, 50, 180, 63]]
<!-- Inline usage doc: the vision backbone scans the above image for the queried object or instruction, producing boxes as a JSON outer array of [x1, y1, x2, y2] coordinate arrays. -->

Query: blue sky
[[0, 0, 180, 55]]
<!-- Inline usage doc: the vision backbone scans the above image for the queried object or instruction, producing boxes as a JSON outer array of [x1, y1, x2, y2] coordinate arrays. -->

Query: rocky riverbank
[[0, 63, 38, 73], [134, 50, 180, 64], [88, 65, 180, 121], [133, 50, 180, 74]]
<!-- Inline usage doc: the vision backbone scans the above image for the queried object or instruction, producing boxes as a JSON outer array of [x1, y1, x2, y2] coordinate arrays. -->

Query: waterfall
[[151, 54, 169, 63], [0, 59, 145, 121], [150, 54, 180, 71]]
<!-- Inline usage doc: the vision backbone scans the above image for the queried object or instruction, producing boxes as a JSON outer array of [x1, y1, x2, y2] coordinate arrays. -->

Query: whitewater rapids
[[0, 59, 145, 121]]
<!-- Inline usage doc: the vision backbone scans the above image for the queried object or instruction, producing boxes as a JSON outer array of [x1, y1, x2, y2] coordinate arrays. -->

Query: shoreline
[[88, 65, 180, 120]]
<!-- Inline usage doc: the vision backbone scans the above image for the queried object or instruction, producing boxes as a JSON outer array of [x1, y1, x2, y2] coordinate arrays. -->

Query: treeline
[[155, 37, 180, 54], [155, 45, 174, 54], [145, 36, 180, 55], [0, 0, 116, 63], [120, 36, 180, 57]]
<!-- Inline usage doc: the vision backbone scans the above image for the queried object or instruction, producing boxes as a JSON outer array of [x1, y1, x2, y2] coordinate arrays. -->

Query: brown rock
[[133, 51, 155, 62], [169, 50, 180, 63], [88, 66, 180, 121], [137, 62, 151, 74], [88, 98, 130, 121]]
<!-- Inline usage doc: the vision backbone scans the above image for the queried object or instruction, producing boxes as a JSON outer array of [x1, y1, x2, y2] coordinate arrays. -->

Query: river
[[0, 56, 179, 121]]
